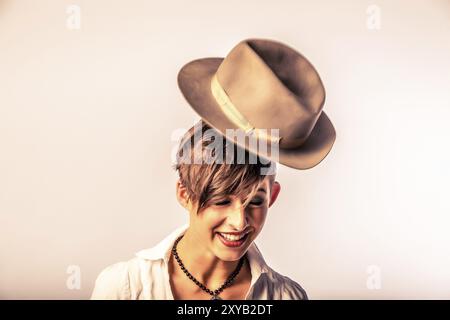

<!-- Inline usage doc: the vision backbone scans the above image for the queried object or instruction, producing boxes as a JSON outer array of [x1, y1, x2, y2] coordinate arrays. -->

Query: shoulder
[[91, 257, 143, 300], [265, 268, 309, 300]]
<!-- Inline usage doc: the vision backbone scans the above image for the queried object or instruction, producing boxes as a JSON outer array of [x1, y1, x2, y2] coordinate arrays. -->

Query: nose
[[227, 199, 249, 231]]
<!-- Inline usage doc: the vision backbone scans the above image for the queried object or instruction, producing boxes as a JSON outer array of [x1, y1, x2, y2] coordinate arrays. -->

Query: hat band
[[210, 74, 280, 144]]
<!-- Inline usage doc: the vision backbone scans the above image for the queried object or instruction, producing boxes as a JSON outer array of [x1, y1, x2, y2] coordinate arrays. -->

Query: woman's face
[[177, 177, 281, 262]]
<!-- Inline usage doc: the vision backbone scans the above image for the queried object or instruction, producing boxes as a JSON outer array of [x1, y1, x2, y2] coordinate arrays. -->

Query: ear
[[268, 181, 281, 208], [175, 180, 190, 210]]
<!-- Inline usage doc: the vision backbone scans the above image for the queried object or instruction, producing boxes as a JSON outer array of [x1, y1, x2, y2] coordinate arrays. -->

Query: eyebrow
[[257, 188, 267, 194]]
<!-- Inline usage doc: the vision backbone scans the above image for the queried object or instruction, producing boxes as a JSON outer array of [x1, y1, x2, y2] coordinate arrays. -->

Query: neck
[[173, 228, 245, 289]]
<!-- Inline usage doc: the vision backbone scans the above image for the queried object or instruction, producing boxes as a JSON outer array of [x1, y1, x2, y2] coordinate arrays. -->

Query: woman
[[91, 38, 335, 300], [91, 120, 307, 299]]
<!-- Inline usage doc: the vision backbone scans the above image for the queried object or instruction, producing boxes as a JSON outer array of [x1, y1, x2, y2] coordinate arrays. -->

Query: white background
[[0, 0, 449, 299]]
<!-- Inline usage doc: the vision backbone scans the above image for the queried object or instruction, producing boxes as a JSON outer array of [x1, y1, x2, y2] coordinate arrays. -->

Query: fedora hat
[[177, 38, 336, 170]]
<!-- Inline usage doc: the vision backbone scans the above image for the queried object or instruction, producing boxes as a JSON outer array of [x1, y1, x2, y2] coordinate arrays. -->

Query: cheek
[[251, 209, 268, 228], [197, 209, 223, 233]]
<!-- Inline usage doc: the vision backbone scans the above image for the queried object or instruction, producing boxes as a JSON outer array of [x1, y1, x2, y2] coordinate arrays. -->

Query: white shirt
[[91, 224, 308, 300]]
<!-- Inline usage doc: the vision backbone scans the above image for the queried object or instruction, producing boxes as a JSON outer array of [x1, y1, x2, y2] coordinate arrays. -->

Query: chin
[[213, 239, 252, 262], [215, 251, 246, 262]]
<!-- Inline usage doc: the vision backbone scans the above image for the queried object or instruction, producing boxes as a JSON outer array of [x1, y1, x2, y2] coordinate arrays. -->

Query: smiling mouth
[[216, 231, 251, 248]]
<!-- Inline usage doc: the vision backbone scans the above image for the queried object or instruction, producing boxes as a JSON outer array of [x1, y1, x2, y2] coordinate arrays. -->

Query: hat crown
[[215, 39, 326, 148]]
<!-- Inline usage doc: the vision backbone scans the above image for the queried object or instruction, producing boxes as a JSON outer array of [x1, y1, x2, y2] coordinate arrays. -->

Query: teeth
[[219, 232, 247, 241]]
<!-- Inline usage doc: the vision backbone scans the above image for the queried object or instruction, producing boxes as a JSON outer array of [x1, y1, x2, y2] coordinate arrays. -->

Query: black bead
[[171, 234, 245, 298]]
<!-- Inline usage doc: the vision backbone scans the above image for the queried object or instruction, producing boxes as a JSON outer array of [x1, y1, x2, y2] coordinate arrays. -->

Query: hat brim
[[177, 58, 336, 170]]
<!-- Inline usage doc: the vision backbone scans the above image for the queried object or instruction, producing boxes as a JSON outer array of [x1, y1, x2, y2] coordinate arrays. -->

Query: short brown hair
[[173, 120, 276, 214]]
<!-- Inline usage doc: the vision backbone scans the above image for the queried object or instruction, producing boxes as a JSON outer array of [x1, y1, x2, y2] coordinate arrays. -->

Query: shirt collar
[[135, 223, 269, 280]]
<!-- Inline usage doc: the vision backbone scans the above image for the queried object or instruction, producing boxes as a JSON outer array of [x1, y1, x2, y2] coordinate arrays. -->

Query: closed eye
[[249, 198, 264, 206], [215, 199, 264, 206], [215, 200, 231, 206]]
